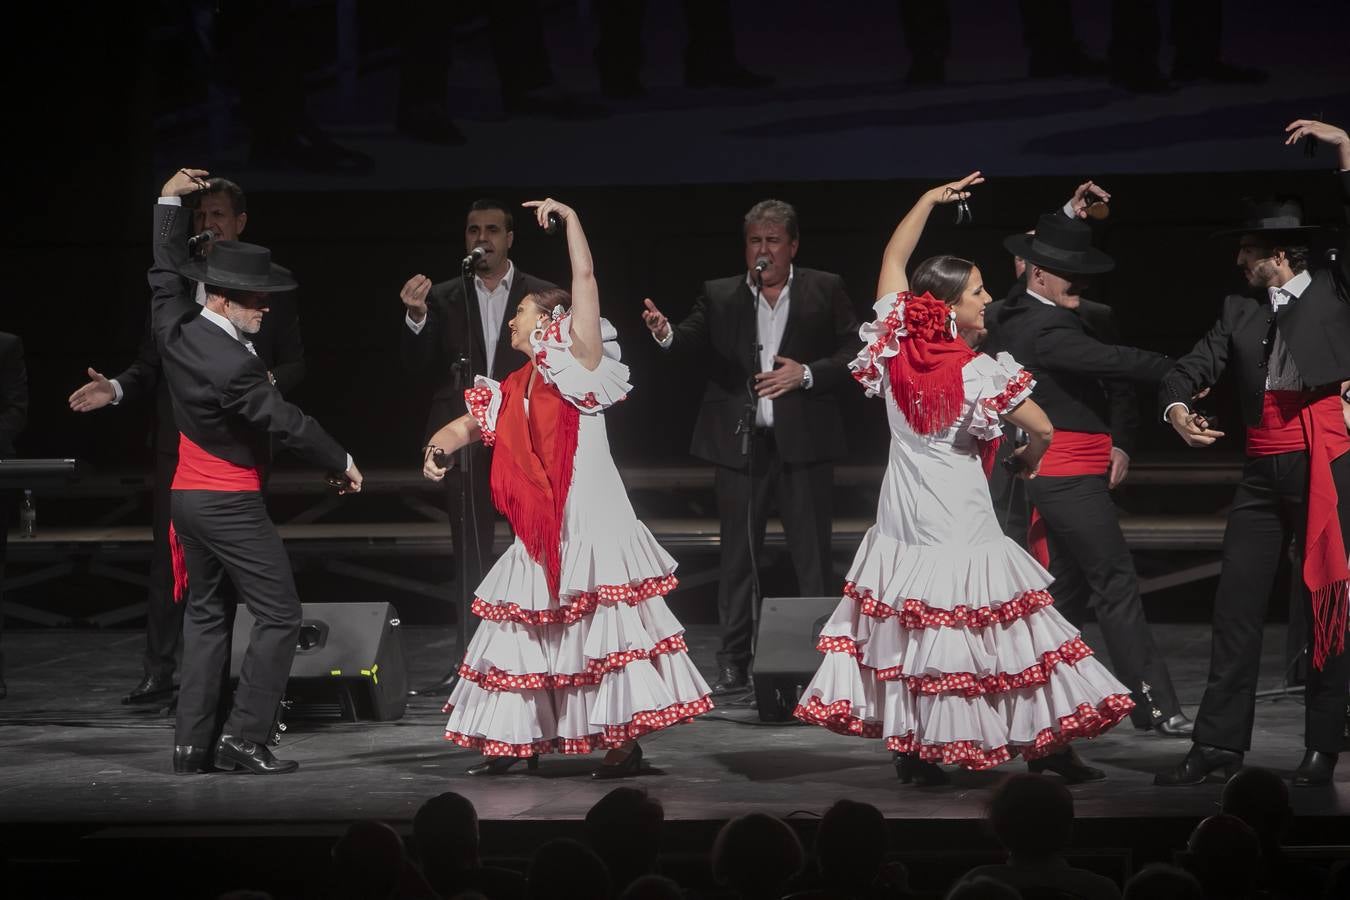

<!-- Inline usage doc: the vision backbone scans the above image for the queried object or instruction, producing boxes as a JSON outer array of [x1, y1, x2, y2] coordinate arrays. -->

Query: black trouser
[[172, 490, 300, 747], [1109, 0, 1222, 75], [142, 446, 183, 681], [1195, 450, 1350, 753], [445, 441, 498, 616], [1027, 472, 1180, 727], [714, 430, 834, 669]]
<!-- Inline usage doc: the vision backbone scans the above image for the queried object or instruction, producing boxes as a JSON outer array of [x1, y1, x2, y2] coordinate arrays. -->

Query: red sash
[[1026, 431, 1114, 568], [490, 363, 580, 601], [167, 434, 264, 603], [1246, 391, 1350, 670]]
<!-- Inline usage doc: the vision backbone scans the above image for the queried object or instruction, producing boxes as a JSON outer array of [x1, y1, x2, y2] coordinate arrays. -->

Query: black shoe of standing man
[[214, 734, 300, 774], [711, 665, 749, 695], [1291, 750, 1338, 787], [1154, 743, 1244, 786], [123, 672, 175, 705]]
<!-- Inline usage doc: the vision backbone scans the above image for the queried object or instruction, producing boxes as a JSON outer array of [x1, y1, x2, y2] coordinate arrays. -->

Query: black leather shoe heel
[[1292, 750, 1337, 787], [1028, 747, 1106, 783], [1153, 743, 1243, 786], [592, 744, 643, 779], [172, 745, 212, 775], [895, 753, 949, 786]]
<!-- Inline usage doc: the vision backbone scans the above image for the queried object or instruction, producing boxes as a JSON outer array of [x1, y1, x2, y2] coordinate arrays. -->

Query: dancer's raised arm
[[523, 198, 601, 370], [876, 171, 984, 299]]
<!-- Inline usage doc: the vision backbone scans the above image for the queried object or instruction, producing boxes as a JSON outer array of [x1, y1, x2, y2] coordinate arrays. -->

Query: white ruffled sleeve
[[849, 292, 907, 398], [967, 352, 1036, 442], [464, 376, 502, 446], [530, 313, 632, 413]]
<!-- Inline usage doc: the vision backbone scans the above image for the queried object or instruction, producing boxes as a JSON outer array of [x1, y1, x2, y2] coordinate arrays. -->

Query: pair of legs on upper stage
[[420, 185, 1136, 782]]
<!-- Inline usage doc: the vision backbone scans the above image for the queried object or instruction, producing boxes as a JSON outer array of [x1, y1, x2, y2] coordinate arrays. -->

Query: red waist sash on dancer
[[1245, 390, 1350, 670], [1026, 431, 1113, 569], [167, 433, 263, 602]]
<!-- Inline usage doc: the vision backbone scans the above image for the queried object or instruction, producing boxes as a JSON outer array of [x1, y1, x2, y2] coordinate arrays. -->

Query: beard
[[225, 307, 262, 335]]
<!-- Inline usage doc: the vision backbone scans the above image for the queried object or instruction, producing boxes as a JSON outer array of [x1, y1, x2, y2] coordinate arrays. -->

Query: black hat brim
[[1002, 234, 1115, 275], [177, 258, 298, 293]]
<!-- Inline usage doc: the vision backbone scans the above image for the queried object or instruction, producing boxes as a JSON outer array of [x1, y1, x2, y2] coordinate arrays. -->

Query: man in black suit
[[70, 176, 306, 709], [983, 188, 1192, 743], [1155, 119, 1350, 788], [400, 199, 555, 652], [0, 332, 28, 700], [150, 167, 360, 775], [642, 200, 861, 692]]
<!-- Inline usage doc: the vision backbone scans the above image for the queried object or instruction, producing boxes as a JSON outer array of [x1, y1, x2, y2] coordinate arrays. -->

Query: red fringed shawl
[[887, 292, 977, 432], [489, 363, 581, 601]]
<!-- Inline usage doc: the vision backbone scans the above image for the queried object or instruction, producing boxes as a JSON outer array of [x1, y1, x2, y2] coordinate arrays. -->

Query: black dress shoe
[[1139, 712, 1195, 738], [592, 744, 644, 779], [895, 752, 950, 786], [214, 734, 299, 774], [1027, 747, 1107, 783], [172, 745, 212, 775], [466, 754, 539, 776], [123, 673, 175, 705], [711, 665, 749, 695], [1154, 743, 1243, 786], [1292, 750, 1338, 787], [1172, 60, 1268, 84]]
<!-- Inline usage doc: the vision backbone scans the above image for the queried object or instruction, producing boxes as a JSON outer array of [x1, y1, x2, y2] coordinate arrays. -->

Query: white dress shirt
[[653, 266, 813, 428], [405, 261, 515, 378]]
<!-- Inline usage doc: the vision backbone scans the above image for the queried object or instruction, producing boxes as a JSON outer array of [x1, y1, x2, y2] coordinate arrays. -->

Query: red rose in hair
[[903, 292, 951, 342]]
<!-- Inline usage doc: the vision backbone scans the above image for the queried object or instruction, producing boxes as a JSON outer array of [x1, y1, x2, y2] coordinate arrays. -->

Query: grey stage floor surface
[[1, 623, 1346, 830]]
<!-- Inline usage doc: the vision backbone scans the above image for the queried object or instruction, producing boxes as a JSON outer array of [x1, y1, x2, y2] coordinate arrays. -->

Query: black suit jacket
[[0, 332, 27, 458], [115, 286, 306, 450], [986, 287, 1142, 454], [984, 289, 1172, 441], [401, 266, 555, 439], [147, 202, 346, 473], [665, 267, 861, 467], [1160, 172, 1350, 426]]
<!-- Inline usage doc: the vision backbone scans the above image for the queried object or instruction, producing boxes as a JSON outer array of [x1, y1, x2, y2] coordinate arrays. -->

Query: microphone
[[753, 256, 770, 274], [461, 246, 486, 268], [543, 212, 562, 235], [187, 230, 213, 253]]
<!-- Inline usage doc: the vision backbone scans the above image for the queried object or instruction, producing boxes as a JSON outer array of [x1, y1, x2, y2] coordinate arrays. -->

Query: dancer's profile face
[[949, 266, 990, 331], [508, 296, 548, 352]]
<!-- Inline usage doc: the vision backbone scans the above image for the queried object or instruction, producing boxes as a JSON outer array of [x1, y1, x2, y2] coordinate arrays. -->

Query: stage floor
[[1, 623, 1346, 832]]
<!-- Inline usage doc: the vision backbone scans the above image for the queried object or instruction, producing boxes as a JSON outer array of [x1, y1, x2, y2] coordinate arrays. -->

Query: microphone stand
[[737, 269, 765, 679], [413, 255, 484, 695]]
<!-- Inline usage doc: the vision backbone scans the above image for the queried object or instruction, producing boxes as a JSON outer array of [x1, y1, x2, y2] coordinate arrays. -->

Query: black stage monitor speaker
[[230, 601, 408, 721], [751, 596, 840, 722]]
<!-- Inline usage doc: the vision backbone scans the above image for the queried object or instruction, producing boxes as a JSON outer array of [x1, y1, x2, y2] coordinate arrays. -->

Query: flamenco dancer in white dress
[[422, 198, 712, 777], [794, 173, 1135, 785]]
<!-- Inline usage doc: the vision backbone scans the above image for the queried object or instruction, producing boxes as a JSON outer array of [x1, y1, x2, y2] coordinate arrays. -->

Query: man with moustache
[[641, 200, 861, 694], [69, 176, 306, 709], [983, 189, 1192, 757], [1155, 119, 1350, 787], [400, 199, 554, 681]]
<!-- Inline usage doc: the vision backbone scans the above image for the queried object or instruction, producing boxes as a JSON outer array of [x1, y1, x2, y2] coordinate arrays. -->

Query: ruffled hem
[[457, 634, 691, 691], [843, 527, 1052, 611], [846, 583, 1055, 630], [530, 314, 632, 412], [794, 693, 1134, 770], [815, 633, 1095, 698], [465, 378, 501, 445], [444, 695, 714, 757], [472, 574, 679, 626]]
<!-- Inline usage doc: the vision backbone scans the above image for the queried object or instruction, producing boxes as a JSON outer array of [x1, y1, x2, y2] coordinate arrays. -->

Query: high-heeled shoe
[[1027, 746, 1106, 783], [895, 752, 950, 786], [592, 743, 644, 779], [466, 754, 539, 776]]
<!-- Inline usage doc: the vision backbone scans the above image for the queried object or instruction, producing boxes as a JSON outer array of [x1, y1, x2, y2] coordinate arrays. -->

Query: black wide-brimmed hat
[[178, 240, 297, 293], [1211, 196, 1323, 237], [1003, 212, 1115, 275]]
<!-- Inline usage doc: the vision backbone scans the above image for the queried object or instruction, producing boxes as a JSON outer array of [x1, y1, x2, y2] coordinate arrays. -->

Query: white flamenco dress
[[443, 315, 713, 756], [793, 293, 1134, 769]]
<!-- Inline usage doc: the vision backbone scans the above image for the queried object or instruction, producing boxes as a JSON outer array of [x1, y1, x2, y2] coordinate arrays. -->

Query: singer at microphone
[[187, 230, 214, 253], [462, 245, 487, 268]]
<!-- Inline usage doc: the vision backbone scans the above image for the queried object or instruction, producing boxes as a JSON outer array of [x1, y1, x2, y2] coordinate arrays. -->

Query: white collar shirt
[[477, 261, 514, 377], [748, 266, 794, 428]]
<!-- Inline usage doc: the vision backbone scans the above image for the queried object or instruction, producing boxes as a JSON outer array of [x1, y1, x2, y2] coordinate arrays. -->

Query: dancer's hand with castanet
[[421, 414, 481, 482]]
